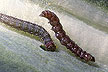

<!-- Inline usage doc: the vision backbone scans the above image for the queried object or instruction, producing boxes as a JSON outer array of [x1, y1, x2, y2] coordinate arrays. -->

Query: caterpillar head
[[40, 10, 53, 19], [40, 10, 60, 26], [45, 41, 56, 51]]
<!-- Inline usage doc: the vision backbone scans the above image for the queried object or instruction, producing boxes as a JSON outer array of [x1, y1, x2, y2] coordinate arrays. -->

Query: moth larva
[[40, 10, 95, 62], [0, 13, 56, 51]]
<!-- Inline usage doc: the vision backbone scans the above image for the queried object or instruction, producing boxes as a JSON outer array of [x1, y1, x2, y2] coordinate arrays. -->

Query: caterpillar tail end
[[91, 56, 95, 62]]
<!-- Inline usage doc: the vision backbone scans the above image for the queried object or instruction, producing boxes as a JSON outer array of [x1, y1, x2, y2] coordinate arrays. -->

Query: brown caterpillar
[[40, 10, 95, 62], [0, 13, 56, 51]]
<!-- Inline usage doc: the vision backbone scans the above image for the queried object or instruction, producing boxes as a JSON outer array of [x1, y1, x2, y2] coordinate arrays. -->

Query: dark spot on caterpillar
[[40, 10, 95, 62], [0, 13, 56, 52]]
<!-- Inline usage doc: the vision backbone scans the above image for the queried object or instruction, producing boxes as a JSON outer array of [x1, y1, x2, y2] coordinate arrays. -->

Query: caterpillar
[[0, 13, 56, 51], [40, 10, 95, 62]]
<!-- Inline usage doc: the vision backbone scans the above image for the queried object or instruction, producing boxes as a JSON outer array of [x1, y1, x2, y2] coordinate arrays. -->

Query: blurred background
[[0, 0, 108, 72]]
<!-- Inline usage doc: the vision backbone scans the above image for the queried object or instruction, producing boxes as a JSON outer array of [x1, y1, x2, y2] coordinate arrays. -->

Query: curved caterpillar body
[[40, 10, 95, 62], [0, 13, 56, 51]]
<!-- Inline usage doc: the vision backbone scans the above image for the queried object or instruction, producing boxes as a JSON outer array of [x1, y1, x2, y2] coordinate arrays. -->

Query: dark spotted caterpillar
[[0, 13, 56, 51], [40, 10, 95, 62]]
